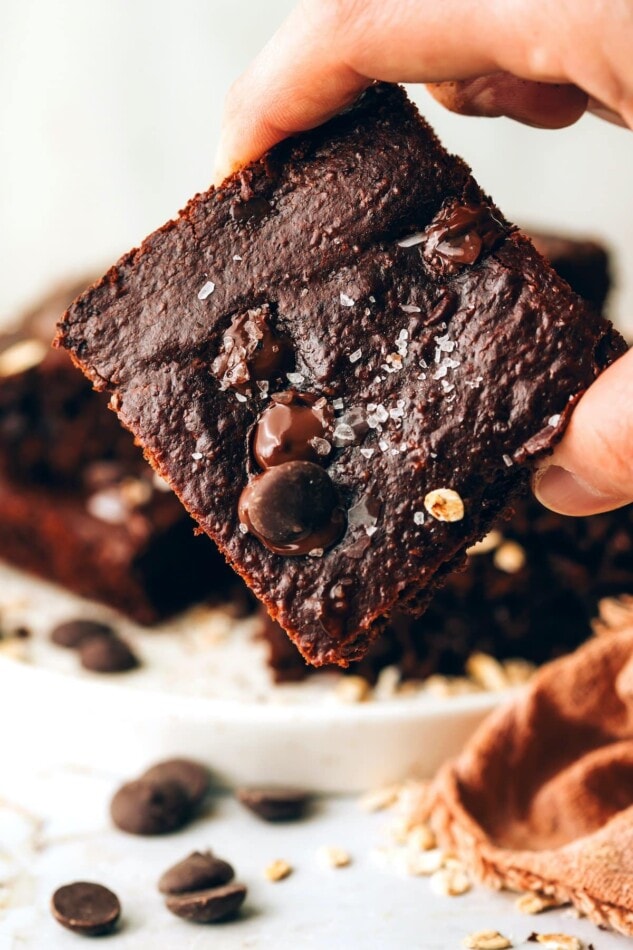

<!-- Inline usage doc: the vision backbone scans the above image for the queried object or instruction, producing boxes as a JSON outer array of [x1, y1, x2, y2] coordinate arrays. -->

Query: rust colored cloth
[[426, 599, 633, 936]]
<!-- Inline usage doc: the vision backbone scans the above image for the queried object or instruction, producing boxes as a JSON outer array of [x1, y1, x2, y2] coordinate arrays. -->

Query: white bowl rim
[[0, 651, 511, 725]]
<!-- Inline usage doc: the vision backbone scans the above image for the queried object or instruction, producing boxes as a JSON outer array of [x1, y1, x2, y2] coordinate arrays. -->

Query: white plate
[[0, 563, 509, 792]]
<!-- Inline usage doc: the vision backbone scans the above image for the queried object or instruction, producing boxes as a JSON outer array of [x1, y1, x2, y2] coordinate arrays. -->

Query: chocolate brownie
[[260, 230, 627, 683], [528, 230, 611, 312], [260, 497, 633, 682], [0, 277, 139, 485], [58, 84, 625, 665], [0, 280, 239, 624]]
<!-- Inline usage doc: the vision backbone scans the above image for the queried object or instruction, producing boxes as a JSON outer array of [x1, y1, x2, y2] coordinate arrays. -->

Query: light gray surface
[[0, 766, 627, 949]]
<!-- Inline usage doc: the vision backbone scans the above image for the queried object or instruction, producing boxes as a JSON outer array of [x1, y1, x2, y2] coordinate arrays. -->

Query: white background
[[1, 0, 632, 330]]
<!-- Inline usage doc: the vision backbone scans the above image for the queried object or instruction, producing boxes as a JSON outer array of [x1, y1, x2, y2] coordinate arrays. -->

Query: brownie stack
[[0, 279, 237, 624]]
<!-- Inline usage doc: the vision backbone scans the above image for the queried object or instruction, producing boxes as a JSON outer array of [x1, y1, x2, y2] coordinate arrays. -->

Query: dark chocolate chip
[[165, 882, 247, 924], [238, 460, 346, 555], [141, 758, 210, 807], [79, 635, 139, 673], [236, 786, 310, 822], [211, 305, 290, 392], [110, 779, 192, 835], [51, 881, 121, 937], [422, 198, 506, 275], [158, 850, 234, 895], [50, 618, 115, 650], [253, 391, 332, 469]]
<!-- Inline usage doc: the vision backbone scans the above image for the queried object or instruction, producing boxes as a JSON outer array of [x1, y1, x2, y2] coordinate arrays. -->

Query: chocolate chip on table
[[51, 881, 121, 937], [79, 634, 139, 673], [158, 850, 234, 895], [141, 758, 210, 807], [50, 618, 114, 649], [165, 882, 247, 924], [237, 787, 310, 822], [110, 779, 191, 835], [238, 460, 346, 555]]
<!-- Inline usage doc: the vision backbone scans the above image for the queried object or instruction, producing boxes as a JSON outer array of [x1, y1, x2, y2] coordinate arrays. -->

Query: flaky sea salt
[[332, 398, 345, 410], [233, 254, 242, 261], [548, 414, 561, 427], [191, 452, 203, 460], [413, 511, 425, 525], [367, 404, 389, 428], [397, 232, 424, 248], [235, 392, 248, 403], [340, 292, 355, 307], [349, 348, 362, 364], [197, 281, 215, 300], [400, 304, 421, 314], [286, 372, 305, 386], [360, 448, 374, 459], [502, 454, 513, 467], [333, 423, 356, 446], [310, 437, 331, 456]]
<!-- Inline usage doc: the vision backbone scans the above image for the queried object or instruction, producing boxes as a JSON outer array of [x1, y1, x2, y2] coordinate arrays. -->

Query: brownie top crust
[[58, 84, 625, 666]]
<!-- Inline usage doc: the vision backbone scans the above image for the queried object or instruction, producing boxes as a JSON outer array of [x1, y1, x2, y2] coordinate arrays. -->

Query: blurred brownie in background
[[528, 230, 611, 312], [260, 229, 631, 683], [0, 278, 241, 624]]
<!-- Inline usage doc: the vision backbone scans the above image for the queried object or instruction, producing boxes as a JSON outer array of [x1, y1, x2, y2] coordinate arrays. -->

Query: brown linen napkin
[[423, 599, 633, 936]]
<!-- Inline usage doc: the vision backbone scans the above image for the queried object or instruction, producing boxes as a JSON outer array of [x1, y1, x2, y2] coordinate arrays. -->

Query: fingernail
[[534, 465, 625, 516]]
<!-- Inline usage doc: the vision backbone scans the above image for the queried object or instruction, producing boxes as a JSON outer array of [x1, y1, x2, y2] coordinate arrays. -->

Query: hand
[[215, 0, 633, 516]]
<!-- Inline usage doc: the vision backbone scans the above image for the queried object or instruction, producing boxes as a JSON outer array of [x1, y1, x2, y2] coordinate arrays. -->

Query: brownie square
[[0, 279, 238, 624], [58, 84, 624, 665], [260, 230, 628, 683]]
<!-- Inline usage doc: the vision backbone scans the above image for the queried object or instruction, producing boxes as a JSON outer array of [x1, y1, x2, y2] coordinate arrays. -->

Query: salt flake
[[397, 232, 424, 248], [197, 281, 215, 300]]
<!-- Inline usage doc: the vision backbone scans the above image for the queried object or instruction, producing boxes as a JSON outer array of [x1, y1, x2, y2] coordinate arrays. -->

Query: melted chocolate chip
[[211, 305, 290, 393], [253, 391, 332, 469], [318, 578, 354, 637], [238, 460, 346, 555], [423, 199, 506, 276]]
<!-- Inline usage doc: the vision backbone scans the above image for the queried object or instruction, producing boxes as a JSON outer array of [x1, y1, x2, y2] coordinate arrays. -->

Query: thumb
[[534, 347, 633, 515]]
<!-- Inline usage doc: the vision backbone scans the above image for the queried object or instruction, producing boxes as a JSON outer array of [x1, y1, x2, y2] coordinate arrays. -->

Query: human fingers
[[426, 74, 588, 129], [534, 347, 633, 516]]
